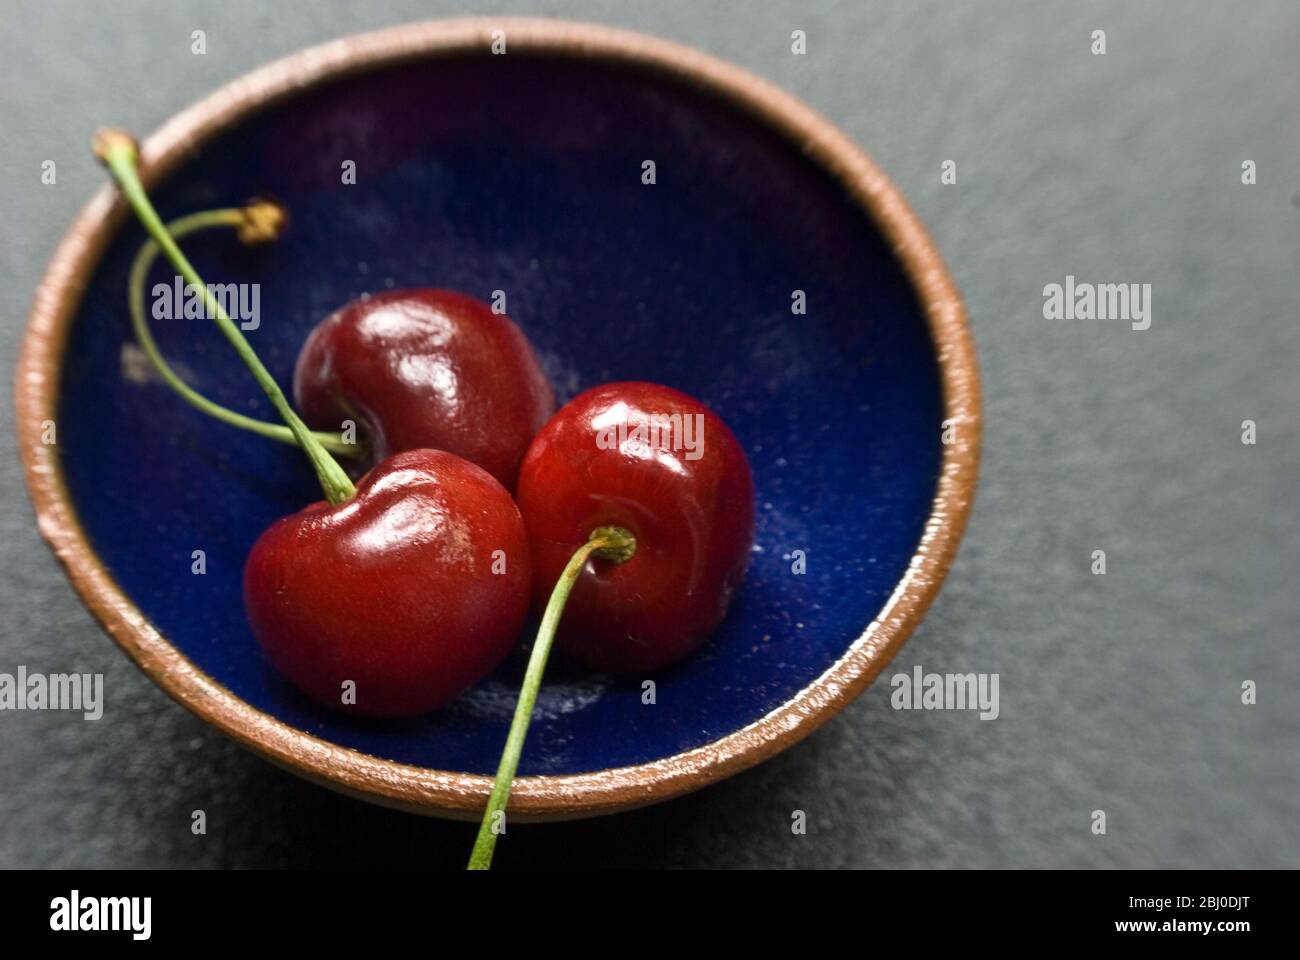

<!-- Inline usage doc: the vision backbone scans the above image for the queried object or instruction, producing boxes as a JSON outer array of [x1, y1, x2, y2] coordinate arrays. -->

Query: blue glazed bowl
[[17, 19, 979, 819]]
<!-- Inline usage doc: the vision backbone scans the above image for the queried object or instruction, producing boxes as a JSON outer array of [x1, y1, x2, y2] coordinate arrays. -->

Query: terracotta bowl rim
[[13, 16, 982, 822]]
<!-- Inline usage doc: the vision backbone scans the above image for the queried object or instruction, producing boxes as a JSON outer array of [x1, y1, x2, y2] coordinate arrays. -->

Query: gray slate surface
[[1, 0, 1296, 868]]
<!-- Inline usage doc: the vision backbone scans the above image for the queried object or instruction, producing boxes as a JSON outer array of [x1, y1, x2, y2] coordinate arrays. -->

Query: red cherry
[[515, 382, 755, 674], [244, 448, 532, 717], [294, 289, 555, 489]]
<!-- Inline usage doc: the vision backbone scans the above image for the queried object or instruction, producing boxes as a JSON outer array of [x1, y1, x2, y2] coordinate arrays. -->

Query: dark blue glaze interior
[[57, 53, 943, 775]]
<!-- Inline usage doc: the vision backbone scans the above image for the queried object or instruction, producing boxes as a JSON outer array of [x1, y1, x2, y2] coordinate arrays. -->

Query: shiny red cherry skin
[[516, 382, 755, 674], [244, 448, 531, 717], [293, 289, 555, 490]]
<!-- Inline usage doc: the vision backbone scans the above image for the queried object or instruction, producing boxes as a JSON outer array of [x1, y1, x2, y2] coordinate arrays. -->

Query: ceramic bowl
[[15, 18, 980, 820]]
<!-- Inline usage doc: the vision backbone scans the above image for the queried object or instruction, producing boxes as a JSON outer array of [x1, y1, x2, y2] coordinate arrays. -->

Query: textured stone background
[[1, 0, 1296, 868]]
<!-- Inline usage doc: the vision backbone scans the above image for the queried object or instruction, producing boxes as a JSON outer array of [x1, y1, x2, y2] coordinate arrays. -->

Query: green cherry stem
[[127, 204, 360, 458], [467, 525, 637, 871], [94, 129, 355, 505]]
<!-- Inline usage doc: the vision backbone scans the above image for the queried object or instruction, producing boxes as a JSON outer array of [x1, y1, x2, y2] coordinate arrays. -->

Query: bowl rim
[[14, 16, 982, 822]]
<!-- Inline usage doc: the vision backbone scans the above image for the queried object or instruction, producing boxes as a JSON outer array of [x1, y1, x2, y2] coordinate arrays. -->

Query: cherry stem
[[128, 205, 362, 458], [93, 128, 356, 506], [467, 525, 637, 870]]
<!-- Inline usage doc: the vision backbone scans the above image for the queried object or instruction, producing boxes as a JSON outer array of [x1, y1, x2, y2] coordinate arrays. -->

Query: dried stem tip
[[91, 128, 139, 166], [238, 199, 288, 245]]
